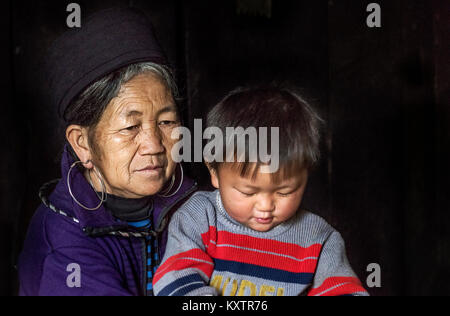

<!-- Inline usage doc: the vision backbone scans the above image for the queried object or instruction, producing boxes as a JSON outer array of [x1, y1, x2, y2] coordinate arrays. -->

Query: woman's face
[[89, 73, 180, 199]]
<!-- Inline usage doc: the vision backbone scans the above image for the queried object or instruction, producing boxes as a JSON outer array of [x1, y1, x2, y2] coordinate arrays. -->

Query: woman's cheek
[[98, 136, 134, 170], [113, 133, 139, 148], [162, 131, 179, 156]]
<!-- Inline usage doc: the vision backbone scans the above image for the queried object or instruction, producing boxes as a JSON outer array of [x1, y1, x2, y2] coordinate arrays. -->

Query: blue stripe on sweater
[[214, 258, 314, 285], [158, 274, 205, 296]]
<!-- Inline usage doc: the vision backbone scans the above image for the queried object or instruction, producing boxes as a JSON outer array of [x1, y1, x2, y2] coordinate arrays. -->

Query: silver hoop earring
[[87, 168, 108, 203], [158, 164, 184, 198], [158, 171, 176, 196], [67, 160, 106, 211]]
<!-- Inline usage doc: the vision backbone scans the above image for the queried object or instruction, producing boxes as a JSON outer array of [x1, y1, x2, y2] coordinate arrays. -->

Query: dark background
[[1, 0, 449, 296]]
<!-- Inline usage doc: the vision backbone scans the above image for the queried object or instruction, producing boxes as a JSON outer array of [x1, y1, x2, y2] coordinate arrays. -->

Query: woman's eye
[[120, 125, 140, 134], [159, 120, 177, 126], [125, 125, 139, 131]]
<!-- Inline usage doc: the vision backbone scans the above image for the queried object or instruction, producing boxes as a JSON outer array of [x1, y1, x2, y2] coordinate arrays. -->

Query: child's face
[[209, 164, 308, 232]]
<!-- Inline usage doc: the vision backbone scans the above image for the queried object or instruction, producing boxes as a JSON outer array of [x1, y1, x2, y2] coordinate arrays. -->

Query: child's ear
[[205, 163, 220, 189]]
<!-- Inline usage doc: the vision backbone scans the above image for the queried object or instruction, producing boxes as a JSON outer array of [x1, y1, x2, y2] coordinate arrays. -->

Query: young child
[[153, 86, 368, 296]]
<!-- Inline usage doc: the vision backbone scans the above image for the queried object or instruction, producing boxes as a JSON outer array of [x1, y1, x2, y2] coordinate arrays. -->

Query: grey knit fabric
[[154, 191, 368, 296]]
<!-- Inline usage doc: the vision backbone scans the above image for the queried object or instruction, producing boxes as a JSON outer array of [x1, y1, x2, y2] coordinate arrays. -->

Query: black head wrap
[[45, 7, 167, 120]]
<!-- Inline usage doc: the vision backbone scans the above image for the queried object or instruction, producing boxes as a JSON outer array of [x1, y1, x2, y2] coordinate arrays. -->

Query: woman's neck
[[104, 193, 153, 222], [85, 169, 153, 221]]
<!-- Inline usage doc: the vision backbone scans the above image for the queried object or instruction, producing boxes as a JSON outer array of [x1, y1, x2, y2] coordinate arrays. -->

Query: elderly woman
[[18, 8, 197, 296]]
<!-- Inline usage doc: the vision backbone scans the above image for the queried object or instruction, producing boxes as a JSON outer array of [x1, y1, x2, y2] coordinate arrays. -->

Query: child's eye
[[277, 192, 293, 197], [235, 188, 255, 197]]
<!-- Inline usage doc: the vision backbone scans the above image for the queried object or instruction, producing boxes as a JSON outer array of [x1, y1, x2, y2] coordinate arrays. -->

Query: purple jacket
[[18, 146, 197, 296]]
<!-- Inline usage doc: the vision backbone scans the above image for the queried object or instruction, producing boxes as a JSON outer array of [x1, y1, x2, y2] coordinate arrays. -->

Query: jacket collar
[[43, 145, 197, 237]]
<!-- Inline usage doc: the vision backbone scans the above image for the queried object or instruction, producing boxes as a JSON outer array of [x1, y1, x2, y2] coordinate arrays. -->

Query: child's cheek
[[228, 196, 254, 220], [279, 195, 303, 217]]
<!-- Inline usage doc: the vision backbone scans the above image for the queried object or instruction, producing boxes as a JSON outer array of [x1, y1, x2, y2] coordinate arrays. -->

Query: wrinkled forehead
[[106, 74, 177, 121]]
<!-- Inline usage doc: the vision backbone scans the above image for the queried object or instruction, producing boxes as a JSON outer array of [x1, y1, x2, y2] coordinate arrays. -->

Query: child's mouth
[[255, 217, 274, 225]]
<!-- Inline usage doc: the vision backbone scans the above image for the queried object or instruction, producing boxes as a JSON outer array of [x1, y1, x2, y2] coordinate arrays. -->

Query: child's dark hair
[[205, 85, 323, 182]]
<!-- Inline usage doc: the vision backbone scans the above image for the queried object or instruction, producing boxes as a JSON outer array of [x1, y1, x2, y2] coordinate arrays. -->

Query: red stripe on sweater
[[201, 227, 321, 273], [213, 245, 318, 273], [202, 227, 322, 259], [201, 226, 217, 250], [154, 249, 213, 284], [307, 276, 367, 296]]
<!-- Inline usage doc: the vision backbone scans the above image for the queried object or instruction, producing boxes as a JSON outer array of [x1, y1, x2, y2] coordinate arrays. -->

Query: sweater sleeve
[[153, 196, 217, 296], [307, 231, 369, 296]]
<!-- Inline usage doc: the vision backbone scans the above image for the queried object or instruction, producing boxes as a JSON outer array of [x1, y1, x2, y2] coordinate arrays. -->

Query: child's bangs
[[230, 158, 307, 184]]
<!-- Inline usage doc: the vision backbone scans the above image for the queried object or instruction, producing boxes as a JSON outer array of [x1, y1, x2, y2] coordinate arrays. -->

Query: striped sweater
[[153, 191, 368, 296]]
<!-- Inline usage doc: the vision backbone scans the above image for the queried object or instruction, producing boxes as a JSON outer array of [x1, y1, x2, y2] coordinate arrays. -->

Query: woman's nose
[[138, 127, 165, 155]]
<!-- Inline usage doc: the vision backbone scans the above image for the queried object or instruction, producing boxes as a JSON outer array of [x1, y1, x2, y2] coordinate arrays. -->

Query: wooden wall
[[1, 0, 448, 295]]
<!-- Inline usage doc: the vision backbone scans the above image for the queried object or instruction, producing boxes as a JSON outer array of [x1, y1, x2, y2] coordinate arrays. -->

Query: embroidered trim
[[39, 179, 158, 238]]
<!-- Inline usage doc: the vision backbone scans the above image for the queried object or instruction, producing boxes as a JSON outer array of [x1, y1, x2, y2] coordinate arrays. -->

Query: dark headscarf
[[45, 7, 167, 119]]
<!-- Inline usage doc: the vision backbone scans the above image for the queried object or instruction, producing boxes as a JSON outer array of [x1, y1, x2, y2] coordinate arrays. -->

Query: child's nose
[[255, 196, 275, 213]]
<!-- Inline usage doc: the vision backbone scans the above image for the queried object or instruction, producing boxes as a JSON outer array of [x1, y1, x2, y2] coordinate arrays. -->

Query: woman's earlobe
[[66, 124, 92, 167], [82, 160, 94, 169]]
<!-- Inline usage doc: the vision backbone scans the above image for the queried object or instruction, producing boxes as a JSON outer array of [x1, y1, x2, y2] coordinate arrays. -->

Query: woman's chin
[[137, 176, 171, 196], [132, 184, 165, 197], [108, 171, 173, 198]]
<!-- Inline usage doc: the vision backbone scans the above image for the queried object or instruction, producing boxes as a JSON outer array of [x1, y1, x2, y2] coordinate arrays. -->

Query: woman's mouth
[[135, 165, 164, 176]]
